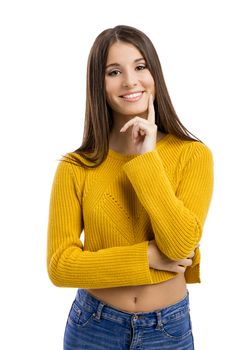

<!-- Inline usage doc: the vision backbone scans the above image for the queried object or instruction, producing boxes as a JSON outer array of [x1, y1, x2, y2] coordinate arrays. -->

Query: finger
[[147, 93, 155, 123], [169, 263, 186, 273], [132, 123, 140, 140], [176, 265, 186, 273], [120, 117, 142, 132], [140, 129, 146, 136], [187, 250, 195, 258], [178, 258, 192, 267], [127, 120, 151, 140], [132, 126, 146, 143]]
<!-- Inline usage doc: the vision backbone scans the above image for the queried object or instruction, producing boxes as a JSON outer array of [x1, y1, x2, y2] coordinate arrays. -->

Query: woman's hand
[[120, 93, 158, 154], [148, 239, 196, 273]]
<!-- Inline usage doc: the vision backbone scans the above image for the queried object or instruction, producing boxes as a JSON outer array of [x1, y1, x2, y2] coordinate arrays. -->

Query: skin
[[87, 41, 196, 312]]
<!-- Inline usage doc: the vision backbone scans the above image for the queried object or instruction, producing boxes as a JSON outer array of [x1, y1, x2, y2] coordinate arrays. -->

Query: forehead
[[106, 42, 144, 64]]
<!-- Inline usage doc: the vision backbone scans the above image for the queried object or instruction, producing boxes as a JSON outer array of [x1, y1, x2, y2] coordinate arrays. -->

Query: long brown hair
[[63, 25, 201, 168]]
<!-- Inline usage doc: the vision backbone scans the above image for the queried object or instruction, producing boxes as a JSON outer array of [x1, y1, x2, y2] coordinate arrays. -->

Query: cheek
[[105, 92, 114, 107], [105, 81, 119, 105], [146, 76, 156, 97], [104, 86, 112, 106], [147, 75, 155, 87], [105, 80, 113, 97]]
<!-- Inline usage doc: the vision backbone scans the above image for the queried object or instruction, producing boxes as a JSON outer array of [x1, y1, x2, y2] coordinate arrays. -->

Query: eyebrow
[[105, 57, 145, 69]]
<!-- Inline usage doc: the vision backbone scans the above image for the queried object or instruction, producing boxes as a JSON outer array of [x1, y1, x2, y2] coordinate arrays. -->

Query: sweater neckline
[[108, 133, 172, 160]]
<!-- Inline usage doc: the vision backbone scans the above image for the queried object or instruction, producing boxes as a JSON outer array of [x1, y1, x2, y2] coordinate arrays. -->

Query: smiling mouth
[[120, 91, 144, 101]]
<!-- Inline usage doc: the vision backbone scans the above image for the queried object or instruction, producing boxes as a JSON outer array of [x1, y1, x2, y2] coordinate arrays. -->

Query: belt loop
[[94, 302, 105, 320], [155, 311, 163, 330]]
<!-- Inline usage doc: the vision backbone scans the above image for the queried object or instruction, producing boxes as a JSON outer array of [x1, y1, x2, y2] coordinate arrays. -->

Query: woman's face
[[105, 41, 155, 119]]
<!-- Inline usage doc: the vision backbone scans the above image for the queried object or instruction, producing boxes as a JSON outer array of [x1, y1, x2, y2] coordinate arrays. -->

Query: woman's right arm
[[47, 159, 153, 289]]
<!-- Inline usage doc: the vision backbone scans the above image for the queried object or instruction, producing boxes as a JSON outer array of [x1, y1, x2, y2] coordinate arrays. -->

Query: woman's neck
[[109, 129, 167, 154]]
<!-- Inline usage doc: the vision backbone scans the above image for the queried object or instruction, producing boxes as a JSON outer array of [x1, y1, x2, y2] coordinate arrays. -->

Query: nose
[[122, 71, 138, 88]]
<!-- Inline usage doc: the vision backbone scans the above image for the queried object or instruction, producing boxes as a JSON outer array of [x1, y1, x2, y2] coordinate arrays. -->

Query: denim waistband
[[75, 288, 190, 327]]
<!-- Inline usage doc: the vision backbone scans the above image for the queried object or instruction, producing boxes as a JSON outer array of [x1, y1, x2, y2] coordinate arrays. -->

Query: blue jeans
[[64, 288, 195, 349]]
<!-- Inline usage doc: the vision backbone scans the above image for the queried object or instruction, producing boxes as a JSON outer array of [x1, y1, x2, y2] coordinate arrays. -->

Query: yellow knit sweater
[[47, 134, 214, 288]]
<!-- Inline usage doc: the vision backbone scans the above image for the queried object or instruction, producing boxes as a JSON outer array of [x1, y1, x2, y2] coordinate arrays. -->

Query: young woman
[[47, 25, 214, 349]]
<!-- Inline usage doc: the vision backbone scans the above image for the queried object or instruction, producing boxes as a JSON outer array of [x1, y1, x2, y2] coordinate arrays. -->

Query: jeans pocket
[[162, 306, 192, 340], [68, 300, 96, 328]]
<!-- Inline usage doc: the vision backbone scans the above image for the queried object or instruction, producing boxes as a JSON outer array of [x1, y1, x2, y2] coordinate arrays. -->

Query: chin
[[118, 103, 147, 114], [124, 108, 147, 117]]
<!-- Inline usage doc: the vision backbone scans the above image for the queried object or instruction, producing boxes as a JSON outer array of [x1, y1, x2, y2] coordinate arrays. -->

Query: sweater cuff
[[123, 148, 163, 171]]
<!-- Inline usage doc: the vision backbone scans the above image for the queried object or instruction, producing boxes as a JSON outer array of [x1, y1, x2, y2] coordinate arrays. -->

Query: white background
[[0, 0, 232, 349]]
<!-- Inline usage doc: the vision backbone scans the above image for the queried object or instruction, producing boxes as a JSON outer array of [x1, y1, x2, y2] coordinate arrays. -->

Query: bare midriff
[[86, 273, 187, 313]]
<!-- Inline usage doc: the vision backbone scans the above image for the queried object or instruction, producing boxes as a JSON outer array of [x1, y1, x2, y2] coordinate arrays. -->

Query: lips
[[120, 91, 144, 101]]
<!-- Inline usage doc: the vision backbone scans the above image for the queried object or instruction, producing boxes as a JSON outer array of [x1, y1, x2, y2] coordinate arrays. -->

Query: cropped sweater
[[47, 134, 214, 289]]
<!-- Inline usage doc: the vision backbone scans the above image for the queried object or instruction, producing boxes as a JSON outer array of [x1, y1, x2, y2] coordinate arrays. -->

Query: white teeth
[[122, 92, 142, 99]]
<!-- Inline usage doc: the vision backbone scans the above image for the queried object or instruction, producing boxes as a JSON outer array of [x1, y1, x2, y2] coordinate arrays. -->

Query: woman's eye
[[108, 70, 120, 76], [136, 65, 146, 70]]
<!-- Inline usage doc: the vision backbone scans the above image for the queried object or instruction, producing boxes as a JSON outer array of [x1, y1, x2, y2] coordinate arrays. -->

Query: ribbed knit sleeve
[[47, 160, 152, 288], [122, 142, 214, 261]]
